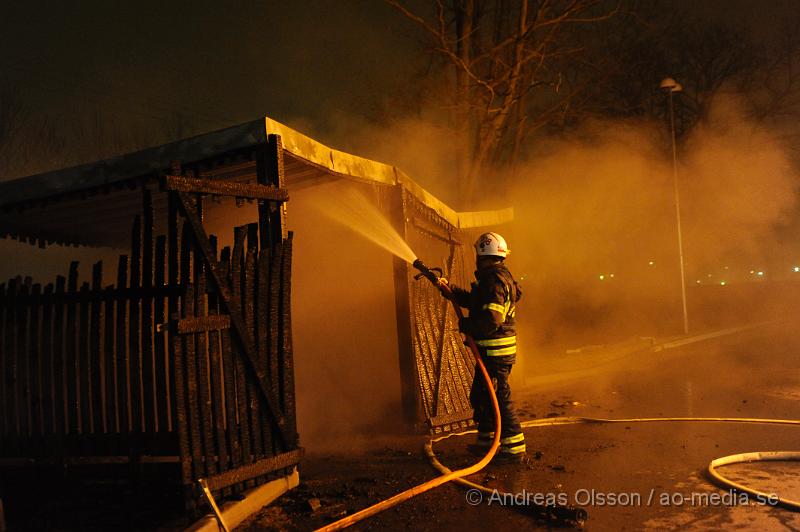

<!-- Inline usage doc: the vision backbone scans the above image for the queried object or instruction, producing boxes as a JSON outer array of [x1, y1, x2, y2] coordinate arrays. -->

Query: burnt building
[[0, 117, 511, 528]]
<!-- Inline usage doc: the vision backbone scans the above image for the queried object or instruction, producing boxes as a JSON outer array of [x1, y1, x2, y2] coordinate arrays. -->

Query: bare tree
[[744, 15, 800, 129], [576, 5, 800, 140], [386, 0, 619, 200]]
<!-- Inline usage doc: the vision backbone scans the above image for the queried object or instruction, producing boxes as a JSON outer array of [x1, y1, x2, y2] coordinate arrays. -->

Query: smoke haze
[[320, 92, 800, 355]]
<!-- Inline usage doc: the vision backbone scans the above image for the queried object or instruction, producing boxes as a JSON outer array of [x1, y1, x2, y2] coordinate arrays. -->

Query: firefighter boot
[[466, 431, 495, 456], [493, 432, 526, 463]]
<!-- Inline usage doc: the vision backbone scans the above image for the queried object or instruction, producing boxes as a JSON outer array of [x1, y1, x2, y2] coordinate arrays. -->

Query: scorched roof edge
[[0, 119, 267, 208], [0, 116, 514, 229]]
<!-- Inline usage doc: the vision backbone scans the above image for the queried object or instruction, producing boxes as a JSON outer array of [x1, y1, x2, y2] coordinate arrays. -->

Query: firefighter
[[441, 232, 525, 461]]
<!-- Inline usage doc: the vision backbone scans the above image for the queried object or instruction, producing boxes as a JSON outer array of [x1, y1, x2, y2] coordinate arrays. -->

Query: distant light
[[609, 273, 615, 278], [794, 267, 799, 273], [750, 270, 755, 274], [707, 274, 712, 278], [648, 261, 655, 266], [696, 280, 701, 284], [724, 266, 729, 270], [720, 281, 726, 286], [757, 271, 764, 276], [599, 275, 605, 281]]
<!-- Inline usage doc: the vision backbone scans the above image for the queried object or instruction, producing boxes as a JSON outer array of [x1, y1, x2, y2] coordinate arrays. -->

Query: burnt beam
[[162, 175, 288, 202], [426, 409, 474, 430], [171, 315, 231, 334], [203, 448, 303, 492]]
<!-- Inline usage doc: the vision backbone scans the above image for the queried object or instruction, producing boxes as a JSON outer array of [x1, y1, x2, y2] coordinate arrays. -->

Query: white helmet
[[475, 232, 509, 258]]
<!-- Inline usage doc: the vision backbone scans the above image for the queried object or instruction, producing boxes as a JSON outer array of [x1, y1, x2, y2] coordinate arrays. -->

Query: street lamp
[[660, 77, 689, 335]]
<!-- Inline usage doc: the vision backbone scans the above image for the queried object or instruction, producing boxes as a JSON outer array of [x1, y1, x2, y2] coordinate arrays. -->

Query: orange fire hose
[[314, 282, 501, 531]]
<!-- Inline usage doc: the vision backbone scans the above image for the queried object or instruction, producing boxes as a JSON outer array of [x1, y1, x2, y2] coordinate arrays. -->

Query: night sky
[[2, 0, 798, 179], [0, 1, 420, 170], [0, 0, 798, 161]]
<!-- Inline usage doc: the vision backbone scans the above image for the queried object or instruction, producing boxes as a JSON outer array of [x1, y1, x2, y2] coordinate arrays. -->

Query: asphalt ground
[[244, 320, 800, 531]]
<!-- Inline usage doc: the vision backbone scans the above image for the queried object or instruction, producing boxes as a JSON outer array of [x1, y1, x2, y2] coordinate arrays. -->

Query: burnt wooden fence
[[0, 140, 301, 511]]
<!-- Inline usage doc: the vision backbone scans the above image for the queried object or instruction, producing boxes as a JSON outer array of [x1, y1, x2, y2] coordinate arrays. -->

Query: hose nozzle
[[412, 259, 443, 286]]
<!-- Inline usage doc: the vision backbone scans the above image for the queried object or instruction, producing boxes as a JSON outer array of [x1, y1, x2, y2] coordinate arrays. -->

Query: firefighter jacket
[[450, 261, 522, 362]]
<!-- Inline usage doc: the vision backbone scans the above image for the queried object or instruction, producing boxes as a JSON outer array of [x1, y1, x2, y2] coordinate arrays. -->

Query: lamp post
[[660, 77, 689, 335]]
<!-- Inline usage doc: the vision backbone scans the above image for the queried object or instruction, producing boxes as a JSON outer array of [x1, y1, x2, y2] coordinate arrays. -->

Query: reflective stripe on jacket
[[453, 262, 521, 358]]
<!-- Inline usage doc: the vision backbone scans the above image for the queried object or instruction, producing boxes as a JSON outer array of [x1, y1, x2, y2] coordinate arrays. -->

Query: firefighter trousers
[[469, 356, 522, 438]]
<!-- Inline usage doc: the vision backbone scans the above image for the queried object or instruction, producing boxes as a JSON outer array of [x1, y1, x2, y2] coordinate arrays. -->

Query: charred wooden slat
[[115, 255, 130, 433], [41, 284, 54, 438], [162, 175, 288, 202], [5, 280, 19, 443], [170, 311, 192, 504], [168, 192, 181, 300], [102, 287, 116, 434], [53, 276, 67, 438], [220, 326, 240, 493], [65, 263, 79, 436], [231, 226, 253, 476], [279, 234, 298, 448], [16, 282, 31, 440], [183, 285, 203, 482], [154, 235, 168, 434], [142, 190, 156, 434], [218, 250, 241, 492], [90, 263, 104, 435], [256, 145, 271, 252], [0, 282, 6, 441], [195, 258, 216, 477], [29, 284, 42, 439], [208, 302, 228, 484], [203, 448, 303, 493], [256, 249, 273, 456], [175, 315, 231, 334], [166, 193, 182, 433], [78, 282, 91, 438], [180, 222, 193, 294], [267, 237, 282, 446], [244, 239, 264, 469], [130, 215, 143, 433], [207, 235, 219, 309]]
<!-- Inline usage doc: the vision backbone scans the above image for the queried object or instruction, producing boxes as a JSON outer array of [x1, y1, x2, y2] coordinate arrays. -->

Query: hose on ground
[[314, 284, 502, 531], [426, 415, 800, 512]]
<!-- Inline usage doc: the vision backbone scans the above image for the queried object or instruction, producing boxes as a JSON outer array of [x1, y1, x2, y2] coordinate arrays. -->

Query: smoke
[[287, 183, 403, 450], [286, 110, 466, 208], [3, 88, 798, 450], [506, 95, 800, 349], [682, 94, 799, 270], [315, 92, 800, 353]]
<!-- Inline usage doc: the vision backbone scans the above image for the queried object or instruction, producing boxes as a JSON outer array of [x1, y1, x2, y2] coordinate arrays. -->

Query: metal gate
[[387, 185, 476, 434]]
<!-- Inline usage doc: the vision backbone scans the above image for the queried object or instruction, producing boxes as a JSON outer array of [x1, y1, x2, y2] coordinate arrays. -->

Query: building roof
[[0, 116, 513, 247]]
